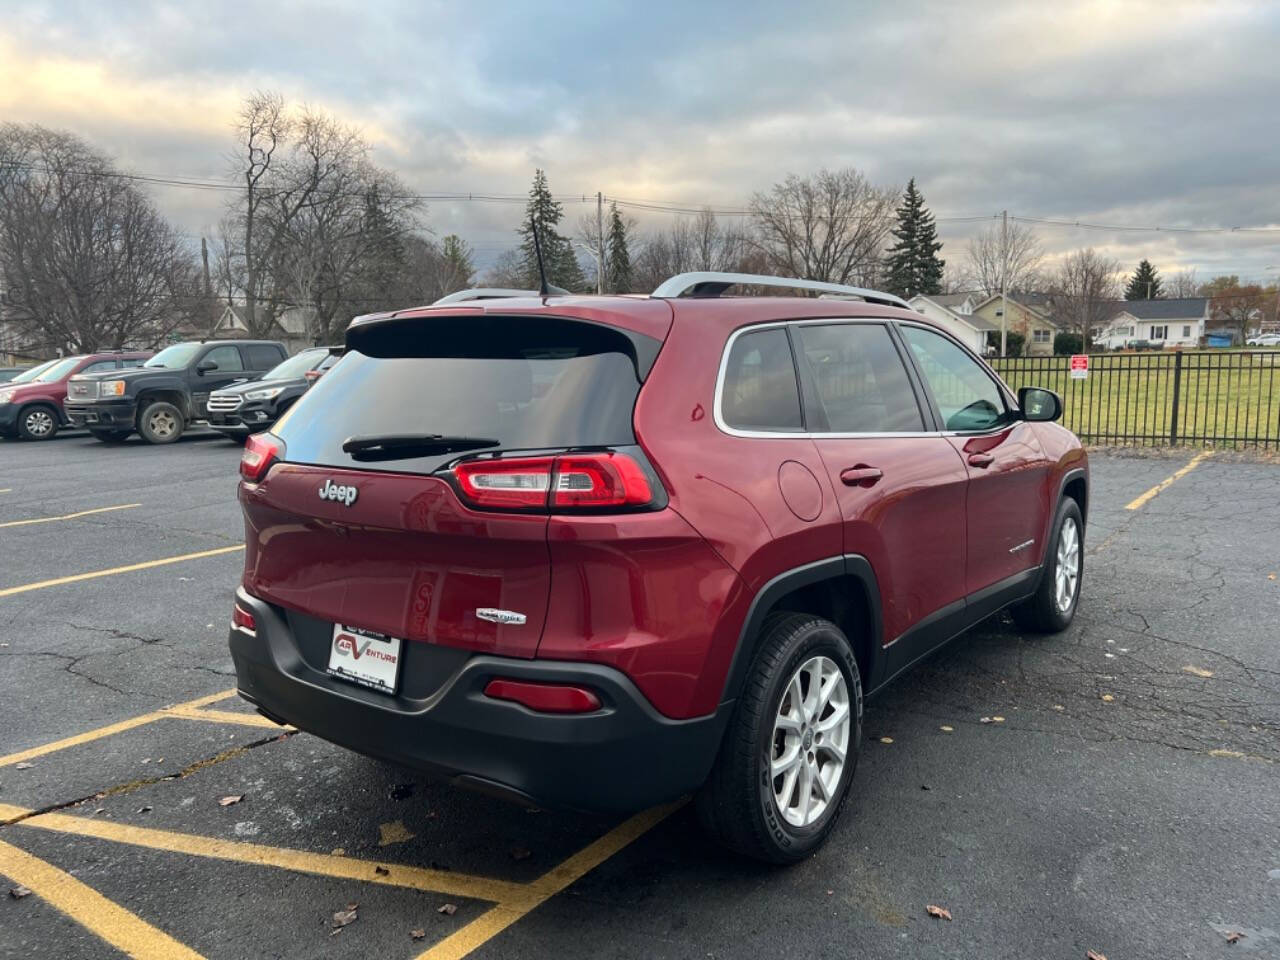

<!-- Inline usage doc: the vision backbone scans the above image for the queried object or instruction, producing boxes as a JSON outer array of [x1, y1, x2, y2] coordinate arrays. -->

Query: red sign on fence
[[1070, 354, 1089, 380]]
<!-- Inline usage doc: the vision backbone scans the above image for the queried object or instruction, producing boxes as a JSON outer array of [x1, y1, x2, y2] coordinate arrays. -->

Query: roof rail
[[433, 286, 570, 306], [650, 272, 909, 309]]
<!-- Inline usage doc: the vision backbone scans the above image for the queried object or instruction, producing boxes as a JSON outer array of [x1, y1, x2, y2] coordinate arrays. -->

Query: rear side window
[[276, 316, 654, 475], [720, 328, 803, 432], [80, 360, 117, 375], [795, 324, 924, 433], [245, 344, 283, 369]]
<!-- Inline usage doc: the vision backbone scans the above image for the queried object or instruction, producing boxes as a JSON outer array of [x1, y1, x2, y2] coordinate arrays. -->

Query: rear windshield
[[275, 316, 652, 474], [262, 349, 327, 381]]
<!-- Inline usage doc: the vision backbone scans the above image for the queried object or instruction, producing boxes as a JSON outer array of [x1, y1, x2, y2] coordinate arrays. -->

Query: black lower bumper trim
[[230, 589, 731, 813]]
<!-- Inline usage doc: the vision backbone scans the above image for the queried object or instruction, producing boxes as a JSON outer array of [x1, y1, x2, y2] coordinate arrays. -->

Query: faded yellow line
[[1125, 451, 1212, 511], [0, 544, 244, 598], [6, 807, 527, 905], [0, 837, 206, 960], [0, 503, 141, 529], [162, 706, 290, 730], [0, 488, 11, 494], [415, 800, 686, 960], [0, 690, 236, 769]]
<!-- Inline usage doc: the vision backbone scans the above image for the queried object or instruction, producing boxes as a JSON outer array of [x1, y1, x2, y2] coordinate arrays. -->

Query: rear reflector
[[232, 604, 257, 633], [453, 451, 657, 512], [240, 433, 282, 482], [483, 679, 602, 714]]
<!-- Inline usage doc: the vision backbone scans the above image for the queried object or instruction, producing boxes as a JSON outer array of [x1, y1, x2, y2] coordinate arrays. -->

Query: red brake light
[[452, 451, 658, 512], [240, 433, 282, 483], [454, 456, 554, 508], [484, 679, 601, 714]]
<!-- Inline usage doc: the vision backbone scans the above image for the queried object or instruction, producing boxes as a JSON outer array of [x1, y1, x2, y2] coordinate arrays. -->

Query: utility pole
[[596, 192, 604, 295], [1000, 210, 1008, 357]]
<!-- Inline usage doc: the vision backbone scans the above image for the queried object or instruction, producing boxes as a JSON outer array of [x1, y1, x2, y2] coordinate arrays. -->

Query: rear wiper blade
[[341, 434, 500, 460]]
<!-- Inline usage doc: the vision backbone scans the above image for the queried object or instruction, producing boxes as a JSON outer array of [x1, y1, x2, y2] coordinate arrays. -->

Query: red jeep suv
[[229, 273, 1087, 862]]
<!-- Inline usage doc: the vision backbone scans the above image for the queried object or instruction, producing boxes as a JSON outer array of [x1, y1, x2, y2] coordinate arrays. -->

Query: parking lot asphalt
[[1, 430, 1278, 959]]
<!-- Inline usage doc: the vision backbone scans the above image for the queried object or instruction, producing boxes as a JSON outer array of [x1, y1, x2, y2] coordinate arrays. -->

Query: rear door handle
[[840, 466, 883, 487], [967, 452, 995, 468]]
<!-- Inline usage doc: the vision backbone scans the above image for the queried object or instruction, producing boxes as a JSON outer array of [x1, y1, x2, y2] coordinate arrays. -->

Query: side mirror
[[195, 360, 218, 374], [1019, 386, 1062, 422]]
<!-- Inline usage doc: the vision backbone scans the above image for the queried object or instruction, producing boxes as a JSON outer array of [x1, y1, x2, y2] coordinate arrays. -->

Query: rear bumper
[[65, 399, 137, 428], [229, 588, 730, 813]]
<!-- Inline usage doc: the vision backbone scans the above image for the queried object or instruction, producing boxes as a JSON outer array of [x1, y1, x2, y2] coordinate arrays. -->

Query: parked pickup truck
[[65, 339, 287, 444]]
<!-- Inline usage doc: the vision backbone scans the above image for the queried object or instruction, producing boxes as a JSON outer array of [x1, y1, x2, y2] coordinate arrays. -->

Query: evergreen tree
[[1124, 259, 1163, 300], [605, 202, 632, 293], [883, 178, 944, 299], [517, 169, 585, 291], [439, 234, 475, 291]]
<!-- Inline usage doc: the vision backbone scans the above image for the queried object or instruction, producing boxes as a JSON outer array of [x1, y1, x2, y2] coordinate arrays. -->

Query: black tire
[[1011, 497, 1084, 633], [90, 429, 132, 443], [136, 400, 184, 444], [696, 613, 863, 864], [16, 404, 59, 441]]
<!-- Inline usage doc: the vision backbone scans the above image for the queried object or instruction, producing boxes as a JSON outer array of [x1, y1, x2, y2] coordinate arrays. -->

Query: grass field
[[991, 350, 1280, 448]]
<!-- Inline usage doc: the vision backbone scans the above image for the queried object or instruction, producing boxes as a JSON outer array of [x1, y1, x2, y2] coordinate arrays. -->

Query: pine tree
[[517, 169, 586, 292], [439, 234, 475, 292], [605, 202, 632, 293], [1124, 259, 1162, 300], [883, 178, 944, 299]]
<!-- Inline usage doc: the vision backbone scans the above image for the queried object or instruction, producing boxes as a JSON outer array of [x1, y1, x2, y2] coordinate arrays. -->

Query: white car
[[1246, 333, 1280, 346]]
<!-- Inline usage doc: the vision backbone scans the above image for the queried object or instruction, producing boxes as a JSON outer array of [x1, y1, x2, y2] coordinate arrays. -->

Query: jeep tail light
[[484, 679, 601, 714], [240, 433, 282, 483], [232, 604, 257, 634], [452, 451, 659, 512]]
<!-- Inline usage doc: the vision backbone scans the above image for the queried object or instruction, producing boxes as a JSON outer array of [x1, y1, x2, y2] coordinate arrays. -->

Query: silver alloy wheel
[[770, 655, 851, 828], [147, 407, 178, 439], [24, 409, 54, 437], [1054, 515, 1080, 614]]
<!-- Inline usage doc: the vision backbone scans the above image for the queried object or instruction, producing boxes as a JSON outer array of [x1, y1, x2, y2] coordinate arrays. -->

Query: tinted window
[[262, 349, 327, 381], [202, 345, 244, 372], [900, 325, 1008, 432], [120, 357, 146, 368], [246, 344, 284, 369], [796, 324, 924, 433], [80, 360, 117, 375], [276, 317, 650, 475], [720, 328, 803, 432]]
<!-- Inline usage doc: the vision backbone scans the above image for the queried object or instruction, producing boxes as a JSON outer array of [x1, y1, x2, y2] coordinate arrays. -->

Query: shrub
[[1054, 332, 1084, 355]]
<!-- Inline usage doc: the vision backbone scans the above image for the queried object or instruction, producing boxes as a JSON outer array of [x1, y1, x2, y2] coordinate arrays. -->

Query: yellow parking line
[[1125, 451, 1212, 510], [415, 800, 686, 960], [6, 807, 528, 905], [0, 503, 141, 529], [0, 690, 236, 769], [161, 706, 288, 730], [0, 488, 11, 493], [0, 544, 244, 598], [0, 838, 206, 960]]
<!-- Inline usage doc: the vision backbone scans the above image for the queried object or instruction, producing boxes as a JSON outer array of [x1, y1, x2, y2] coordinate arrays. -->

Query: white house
[[1094, 298, 1209, 350], [908, 294, 997, 355]]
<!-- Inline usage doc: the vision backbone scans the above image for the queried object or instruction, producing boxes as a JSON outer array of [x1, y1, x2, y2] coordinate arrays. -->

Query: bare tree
[[747, 169, 897, 286], [482, 248, 527, 288], [1052, 248, 1123, 348], [964, 220, 1044, 298], [631, 208, 752, 291], [1166, 269, 1200, 299], [0, 123, 196, 354]]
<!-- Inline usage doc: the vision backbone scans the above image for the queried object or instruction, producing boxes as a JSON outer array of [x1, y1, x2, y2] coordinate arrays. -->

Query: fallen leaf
[[879, 736, 894, 744], [437, 903, 457, 916], [509, 845, 532, 861], [920, 784, 932, 791], [331, 847, 345, 857], [992, 716, 1005, 723], [218, 795, 244, 807], [939, 725, 954, 732], [411, 928, 427, 941], [1100, 694, 1115, 702], [15, 762, 34, 770], [378, 820, 416, 847], [332, 903, 358, 929], [1268, 573, 1276, 581], [926, 904, 952, 921], [374, 866, 390, 876], [9, 885, 32, 899], [979, 716, 995, 724], [1225, 931, 1244, 944], [1182, 665, 1214, 678], [1052, 705, 1065, 711], [826, 889, 834, 896], [137, 806, 152, 814], [1087, 951, 1108, 960]]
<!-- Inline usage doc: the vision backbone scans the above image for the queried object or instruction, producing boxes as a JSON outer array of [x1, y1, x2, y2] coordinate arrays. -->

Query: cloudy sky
[[3, 0, 1278, 283]]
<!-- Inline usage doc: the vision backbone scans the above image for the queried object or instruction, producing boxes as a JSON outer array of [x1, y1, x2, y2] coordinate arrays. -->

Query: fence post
[[1169, 351, 1183, 446]]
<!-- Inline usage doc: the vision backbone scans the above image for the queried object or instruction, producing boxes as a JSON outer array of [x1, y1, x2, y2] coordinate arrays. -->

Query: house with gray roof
[[1094, 298, 1209, 349]]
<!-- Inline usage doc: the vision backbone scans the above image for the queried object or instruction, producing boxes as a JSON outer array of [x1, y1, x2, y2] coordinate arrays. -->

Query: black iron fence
[[990, 351, 1280, 448]]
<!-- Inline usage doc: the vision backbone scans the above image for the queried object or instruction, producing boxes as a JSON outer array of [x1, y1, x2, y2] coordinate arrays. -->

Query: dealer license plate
[[326, 623, 403, 694]]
